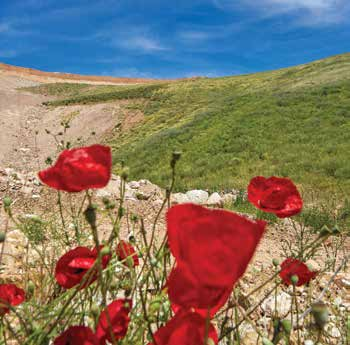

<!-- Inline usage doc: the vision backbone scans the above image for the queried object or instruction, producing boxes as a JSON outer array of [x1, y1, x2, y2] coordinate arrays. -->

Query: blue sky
[[0, 0, 349, 78]]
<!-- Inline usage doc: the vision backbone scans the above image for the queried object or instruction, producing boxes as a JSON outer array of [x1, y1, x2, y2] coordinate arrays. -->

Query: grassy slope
[[26, 53, 350, 198]]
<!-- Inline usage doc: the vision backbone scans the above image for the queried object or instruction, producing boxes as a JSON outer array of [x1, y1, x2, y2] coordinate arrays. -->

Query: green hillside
[[27, 53, 350, 198]]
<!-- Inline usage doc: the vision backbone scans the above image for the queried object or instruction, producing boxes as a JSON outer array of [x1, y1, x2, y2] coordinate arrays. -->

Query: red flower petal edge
[[53, 326, 99, 345], [96, 299, 132, 344], [55, 247, 100, 289], [116, 241, 139, 267], [167, 263, 233, 318], [167, 204, 266, 287], [0, 284, 25, 316], [38, 144, 112, 192], [148, 309, 218, 345], [280, 258, 317, 286], [248, 176, 303, 218]]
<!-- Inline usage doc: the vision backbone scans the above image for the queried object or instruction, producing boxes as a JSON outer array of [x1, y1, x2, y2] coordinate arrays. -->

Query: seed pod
[[281, 319, 292, 334], [84, 204, 97, 226], [262, 338, 274, 345], [311, 301, 329, 329], [272, 258, 279, 267], [3, 196, 12, 208]]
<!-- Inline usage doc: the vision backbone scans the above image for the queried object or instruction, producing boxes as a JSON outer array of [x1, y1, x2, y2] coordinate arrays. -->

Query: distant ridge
[[0, 62, 166, 85]]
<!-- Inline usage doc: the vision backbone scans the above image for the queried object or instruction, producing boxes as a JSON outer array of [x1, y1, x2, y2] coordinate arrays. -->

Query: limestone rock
[[261, 291, 292, 317], [171, 193, 190, 205], [206, 192, 223, 207], [186, 190, 209, 204]]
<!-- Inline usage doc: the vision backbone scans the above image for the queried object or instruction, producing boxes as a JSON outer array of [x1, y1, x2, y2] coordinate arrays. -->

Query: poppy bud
[[291, 275, 299, 285], [170, 151, 182, 168], [332, 226, 340, 235], [281, 319, 292, 334], [319, 225, 331, 237], [272, 258, 279, 267], [84, 204, 97, 226], [149, 300, 161, 314], [45, 157, 53, 165], [130, 214, 139, 223], [262, 338, 274, 345], [100, 246, 111, 257], [91, 304, 100, 318], [118, 207, 125, 218], [27, 281, 35, 296], [0, 232, 5, 243], [311, 301, 329, 329], [150, 257, 158, 267], [102, 197, 111, 206], [121, 167, 129, 180], [3, 196, 12, 208]]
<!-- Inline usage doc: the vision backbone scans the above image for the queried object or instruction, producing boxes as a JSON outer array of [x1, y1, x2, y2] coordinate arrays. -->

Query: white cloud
[[119, 36, 168, 52], [213, 0, 349, 26]]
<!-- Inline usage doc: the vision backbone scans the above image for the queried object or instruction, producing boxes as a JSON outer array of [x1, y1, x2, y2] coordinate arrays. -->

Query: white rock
[[171, 193, 190, 205], [206, 192, 223, 207], [328, 325, 341, 338], [186, 190, 209, 204], [340, 277, 350, 289], [129, 181, 141, 189], [261, 291, 292, 317], [96, 178, 121, 198], [304, 340, 314, 345]]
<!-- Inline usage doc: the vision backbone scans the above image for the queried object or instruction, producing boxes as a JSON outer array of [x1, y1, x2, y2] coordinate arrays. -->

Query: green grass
[[27, 53, 350, 199]]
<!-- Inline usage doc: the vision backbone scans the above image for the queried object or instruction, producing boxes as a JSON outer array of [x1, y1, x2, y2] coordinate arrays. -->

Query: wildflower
[[53, 326, 98, 345], [166, 204, 266, 314], [0, 284, 25, 316], [148, 309, 218, 345], [96, 299, 132, 344], [55, 247, 108, 289], [167, 263, 232, 317], [279, 258, 317, 286], [38, 144, 111, 192], [167, 204, 266, 287], [116, 241, 139, 268], [248, 176, 303, 218]]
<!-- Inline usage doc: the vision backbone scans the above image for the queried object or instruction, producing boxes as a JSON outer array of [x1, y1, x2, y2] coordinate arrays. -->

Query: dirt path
[[0, 72, 144, 172]]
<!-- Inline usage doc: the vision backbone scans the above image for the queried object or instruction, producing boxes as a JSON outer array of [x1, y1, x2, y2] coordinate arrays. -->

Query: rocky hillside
[[23, 53, 350, 200]]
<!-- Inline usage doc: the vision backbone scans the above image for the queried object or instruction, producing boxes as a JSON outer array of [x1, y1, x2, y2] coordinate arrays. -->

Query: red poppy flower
[[55, 247, 100, 289], [167, 264, 233, 318], [167, 204, 266, 288], [280, 258, 317, 286], [54, 326, 98, 345], [96, 299, 132, 344], [0, 284, 25, 316], [148, 309, 218, 345], [248, 176, 303, 218], [116, 241, 139, 268], [38, 144, 111, 192]]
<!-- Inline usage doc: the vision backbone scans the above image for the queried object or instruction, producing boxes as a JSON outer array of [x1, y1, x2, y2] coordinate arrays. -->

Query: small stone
[[171, 193, 190, 205], [304, 340, 314, 345], [186, 190, 209, 204], [261, 292, 292, 317], [206, 192, 223, 207], [327, 325, 341, 338]]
